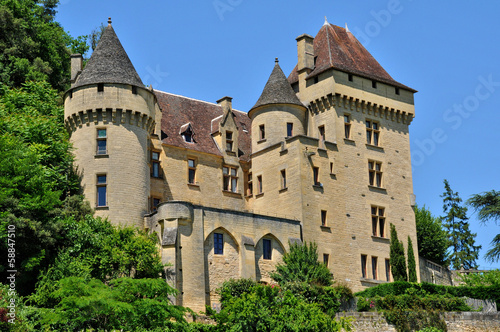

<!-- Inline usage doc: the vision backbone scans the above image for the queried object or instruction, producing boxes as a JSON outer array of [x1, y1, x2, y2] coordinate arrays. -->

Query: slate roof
[[250, 59, 306, 112], [72, 23, 144, 89], [155, 90, 252, 162], [288, 23, 416, 92]]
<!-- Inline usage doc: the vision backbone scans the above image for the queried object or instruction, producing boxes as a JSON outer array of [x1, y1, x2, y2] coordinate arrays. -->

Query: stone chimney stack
[[296, 34, 314, 73], [217, 96, 233, 115], [70, 54, 83, 86]]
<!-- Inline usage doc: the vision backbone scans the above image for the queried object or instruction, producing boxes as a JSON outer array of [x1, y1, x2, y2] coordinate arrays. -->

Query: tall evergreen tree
[[468, 190, 500, 262], [389, 223, 407, 282], [407, 236, 417, 282], [441, 179, 481, 270], [415, 204, 448, 266]]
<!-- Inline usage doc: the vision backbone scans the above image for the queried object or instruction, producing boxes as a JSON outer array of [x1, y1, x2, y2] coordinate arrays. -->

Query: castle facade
[[64, 18, 418, 312]]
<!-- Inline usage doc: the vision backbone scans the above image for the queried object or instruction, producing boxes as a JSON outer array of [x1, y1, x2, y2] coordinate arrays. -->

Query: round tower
[[248, 58, 307, 152], [64, 19, 157, 228]]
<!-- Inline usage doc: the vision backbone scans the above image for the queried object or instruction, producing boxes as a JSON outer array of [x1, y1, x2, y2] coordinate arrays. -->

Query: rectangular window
[[385, 259, 391, 281], [188, 159, 196, 184], [372, 256, 378, 280], [318, 125, 325, 141], [263, 239, 272, 260], [226, 131, 233, 152], [247, 172, 253, 196], [330, 162, 334, 174], [361, 255, 367, 278], [395, 87, 400, 95], [366, 120, 380, 146], [132, 86, 137, 95], [151, 151, 160, 178], [214, 233, 224, 255], [287, 123, 293, 137], [372, 80, 377, 89], [344, 115, 351, 139], [97, 128, 107, 155], [97, 83, 104, 92], [323, 253, 329, 267], [368, 161, 383, 187], [257, 175, 263, 194], [96, 174, 107, 207], [151, 197, 160, 212], [280, 169, 287, 189], [321, 210, 327, 226], [371, 206, 386, 237], [223, 166, 238, 193], [313, 167, 320, 186], [348, 74, 353, 82], [259, 124, 265, 140]]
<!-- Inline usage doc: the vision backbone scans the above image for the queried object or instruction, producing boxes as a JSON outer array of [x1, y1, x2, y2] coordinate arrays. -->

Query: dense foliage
[[210, 281, 353, 332], [441, 180, 481, 270], [0, 0, 88, 91], [468, 190, 500, 262], [270, 241, 333, 286], [414, 205, 448, 266], [390, 223, 407, 282]]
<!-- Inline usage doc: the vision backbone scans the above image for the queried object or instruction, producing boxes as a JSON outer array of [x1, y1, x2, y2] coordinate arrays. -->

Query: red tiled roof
[[288, 23, 416, 92], [155, 90, 252, 162]]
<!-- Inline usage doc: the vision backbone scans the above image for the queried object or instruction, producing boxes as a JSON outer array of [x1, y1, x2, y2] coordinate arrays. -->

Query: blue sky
[[56, 0, 500, 269]]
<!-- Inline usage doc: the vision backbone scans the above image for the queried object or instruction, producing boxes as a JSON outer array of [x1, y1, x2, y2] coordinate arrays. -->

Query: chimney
[[217, 96, 233, 114], [70, 54, 83, 86], [296, 34, 314, 73]]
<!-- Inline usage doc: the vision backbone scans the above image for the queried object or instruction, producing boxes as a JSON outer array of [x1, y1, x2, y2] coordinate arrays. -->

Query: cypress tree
[[390, 223, 407, 281], [407, 236, 417, 282]]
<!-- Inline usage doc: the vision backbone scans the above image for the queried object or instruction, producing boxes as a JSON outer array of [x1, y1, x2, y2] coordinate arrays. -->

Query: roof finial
[[275, 57, 279, 64], [108, 17, 112, 25], [324, 16, 329, 26], [345, 23, 350, 33]]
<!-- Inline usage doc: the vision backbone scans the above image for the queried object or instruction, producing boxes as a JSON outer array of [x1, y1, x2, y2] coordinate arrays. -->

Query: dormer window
[[226, 131, 233, 152], [180, 123, 195, 143]]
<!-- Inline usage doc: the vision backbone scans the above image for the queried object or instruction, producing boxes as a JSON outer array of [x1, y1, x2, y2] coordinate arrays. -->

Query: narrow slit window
[[280, 169, 287, 189], [287, 123, 293, 137], [259, 124, 265, 140], [344, 115, 351, 139], [321, 210, 327, 226], [151, 151, 160, 178], [257, 175, 263, 194], [361, 255, 367, 278], [323, 253, 329, 267], [247, 172, 253, 196], [385, 259, 391, 281], [372, 256, 378, 280], [313, 167, 320, 186], [318, 125, 325, 141], [188, 159, 196, 184], [263, 239, 272, 260]]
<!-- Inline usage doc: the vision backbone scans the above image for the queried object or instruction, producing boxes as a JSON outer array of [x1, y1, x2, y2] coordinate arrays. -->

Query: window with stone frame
[[259, 124, 265, 140], [263, 239, 272, 260], [313, 167, 320, 186], [361, 254, 367, 278], [368, 160, 383, 187], [214, 233, 224, 255], [226, 131, 233, 152], [96, 128, 107, 155], [318, 125, 325, 141], [151, 151, 160, 178], [371, 206, 386, 237], [223, 166, 238, 193], [247, 172, 253, 196], [280, 169, 287, 189], [385, 259, 391, 281], [257, 175, 263, 194], [96, 174, 107, 207], [287, 122, 293, 137], [188, 159, 196, 184], [321, 210, 327, 226], [372, 256, 378, 280], [366, 120, 380, 146], [344, 114, 351, 139], [151, 197, 160, 212], [323, 253, 329, 267]]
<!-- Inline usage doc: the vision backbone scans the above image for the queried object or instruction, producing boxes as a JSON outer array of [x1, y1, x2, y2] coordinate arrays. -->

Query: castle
[[64, 18, 418, 312]]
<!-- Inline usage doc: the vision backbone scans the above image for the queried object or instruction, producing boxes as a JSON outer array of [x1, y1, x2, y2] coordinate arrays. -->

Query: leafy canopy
[[414, 205, 448, 266], [270, 241, 333, 286]]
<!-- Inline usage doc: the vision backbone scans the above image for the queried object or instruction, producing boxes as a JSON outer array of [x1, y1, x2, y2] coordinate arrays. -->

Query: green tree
[[270, 241, 332, 286], [414, 205, 448, 266], [0, 0, 88, 91], [31, 215, 165, 307], [390, 223, 407, 282], [441, 180, 481, 270], [468, 190, 500, 262], [407, 236, 417, 282]]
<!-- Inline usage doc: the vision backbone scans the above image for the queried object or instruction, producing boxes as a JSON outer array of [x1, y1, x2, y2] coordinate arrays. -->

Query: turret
[[64, 18, 158, 228], [249, 58, 307, 152]]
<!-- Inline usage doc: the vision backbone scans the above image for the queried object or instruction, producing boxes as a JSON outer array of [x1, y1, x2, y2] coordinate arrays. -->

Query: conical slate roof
[[250, 59, 305, 112], [73, 21, 144, 89]]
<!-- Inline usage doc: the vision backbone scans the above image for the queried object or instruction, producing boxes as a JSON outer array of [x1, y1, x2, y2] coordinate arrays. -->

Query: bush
[[218, 278, 258, 306]]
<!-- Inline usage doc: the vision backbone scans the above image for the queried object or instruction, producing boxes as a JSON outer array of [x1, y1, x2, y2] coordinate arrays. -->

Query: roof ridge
[[154, 90, 248, 115]]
